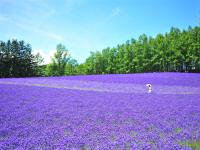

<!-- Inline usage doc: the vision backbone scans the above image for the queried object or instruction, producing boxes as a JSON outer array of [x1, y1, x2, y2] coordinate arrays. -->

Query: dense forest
[[0, 40, 43, 77], [0, 26, 200, 78], [81, 26, 200, 74]]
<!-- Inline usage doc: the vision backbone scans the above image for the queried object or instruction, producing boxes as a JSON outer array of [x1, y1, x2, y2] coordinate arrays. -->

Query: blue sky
[[0, 0, 199, 64]]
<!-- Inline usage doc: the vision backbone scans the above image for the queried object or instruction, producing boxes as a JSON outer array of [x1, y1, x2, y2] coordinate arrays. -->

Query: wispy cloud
[[0, 0, 62, 41], [102, 7, 121, 23], [19, 24, 63, 41], [65, 0, 84, 10], [0, 13, 63, 41], [110, 7, 121, 17], [46, 33, 63, 41], [0, 15, 7, 22], [96, 7, 121, 27]]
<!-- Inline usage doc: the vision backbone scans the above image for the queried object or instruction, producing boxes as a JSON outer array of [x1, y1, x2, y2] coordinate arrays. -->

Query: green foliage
[[46, 44, 70, 76], [180, 141, 200, 150], [33, 53, 45, 76], [0, 39, 43, 77], [2, 26, 199, 77], [187, 141, 200, 150], [65, 58, 78, 75], [81, 26, 200, 74], [76, 63, 86, 75]]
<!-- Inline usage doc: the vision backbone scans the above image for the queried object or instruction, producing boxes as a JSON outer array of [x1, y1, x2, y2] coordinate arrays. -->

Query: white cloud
[[33, 49, 56, 65]]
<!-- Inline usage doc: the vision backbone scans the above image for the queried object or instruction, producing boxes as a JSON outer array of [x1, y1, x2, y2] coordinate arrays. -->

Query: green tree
[[80, 26, 200, 74], [65, 58, 78, 75], [46, 44, 70, 76], [0, 39, 42, 77]]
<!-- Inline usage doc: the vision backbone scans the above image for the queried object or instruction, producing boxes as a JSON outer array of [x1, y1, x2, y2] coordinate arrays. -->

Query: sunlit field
[[0, 73, 200, 149]]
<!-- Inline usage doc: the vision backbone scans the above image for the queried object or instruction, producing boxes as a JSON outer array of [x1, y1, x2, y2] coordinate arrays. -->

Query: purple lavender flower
[[0, 73, 200, 149]]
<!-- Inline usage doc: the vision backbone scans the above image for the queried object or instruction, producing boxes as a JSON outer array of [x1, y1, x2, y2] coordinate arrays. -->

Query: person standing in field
[[146, 84, 152, 93]]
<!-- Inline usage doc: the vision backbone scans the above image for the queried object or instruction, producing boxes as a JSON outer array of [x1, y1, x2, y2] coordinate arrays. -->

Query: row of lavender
[[0, 73, 200, 149], [1, 73, 200, 95]]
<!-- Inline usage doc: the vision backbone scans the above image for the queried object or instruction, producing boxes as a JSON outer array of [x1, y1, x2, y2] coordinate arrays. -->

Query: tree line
[[0, 26, 200, 78], [0, 40, 43, 77], [81, 26, 200, 74]]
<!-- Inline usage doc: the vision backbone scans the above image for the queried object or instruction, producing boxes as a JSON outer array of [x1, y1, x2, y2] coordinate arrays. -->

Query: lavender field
[[0, 73, 200, 149]]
